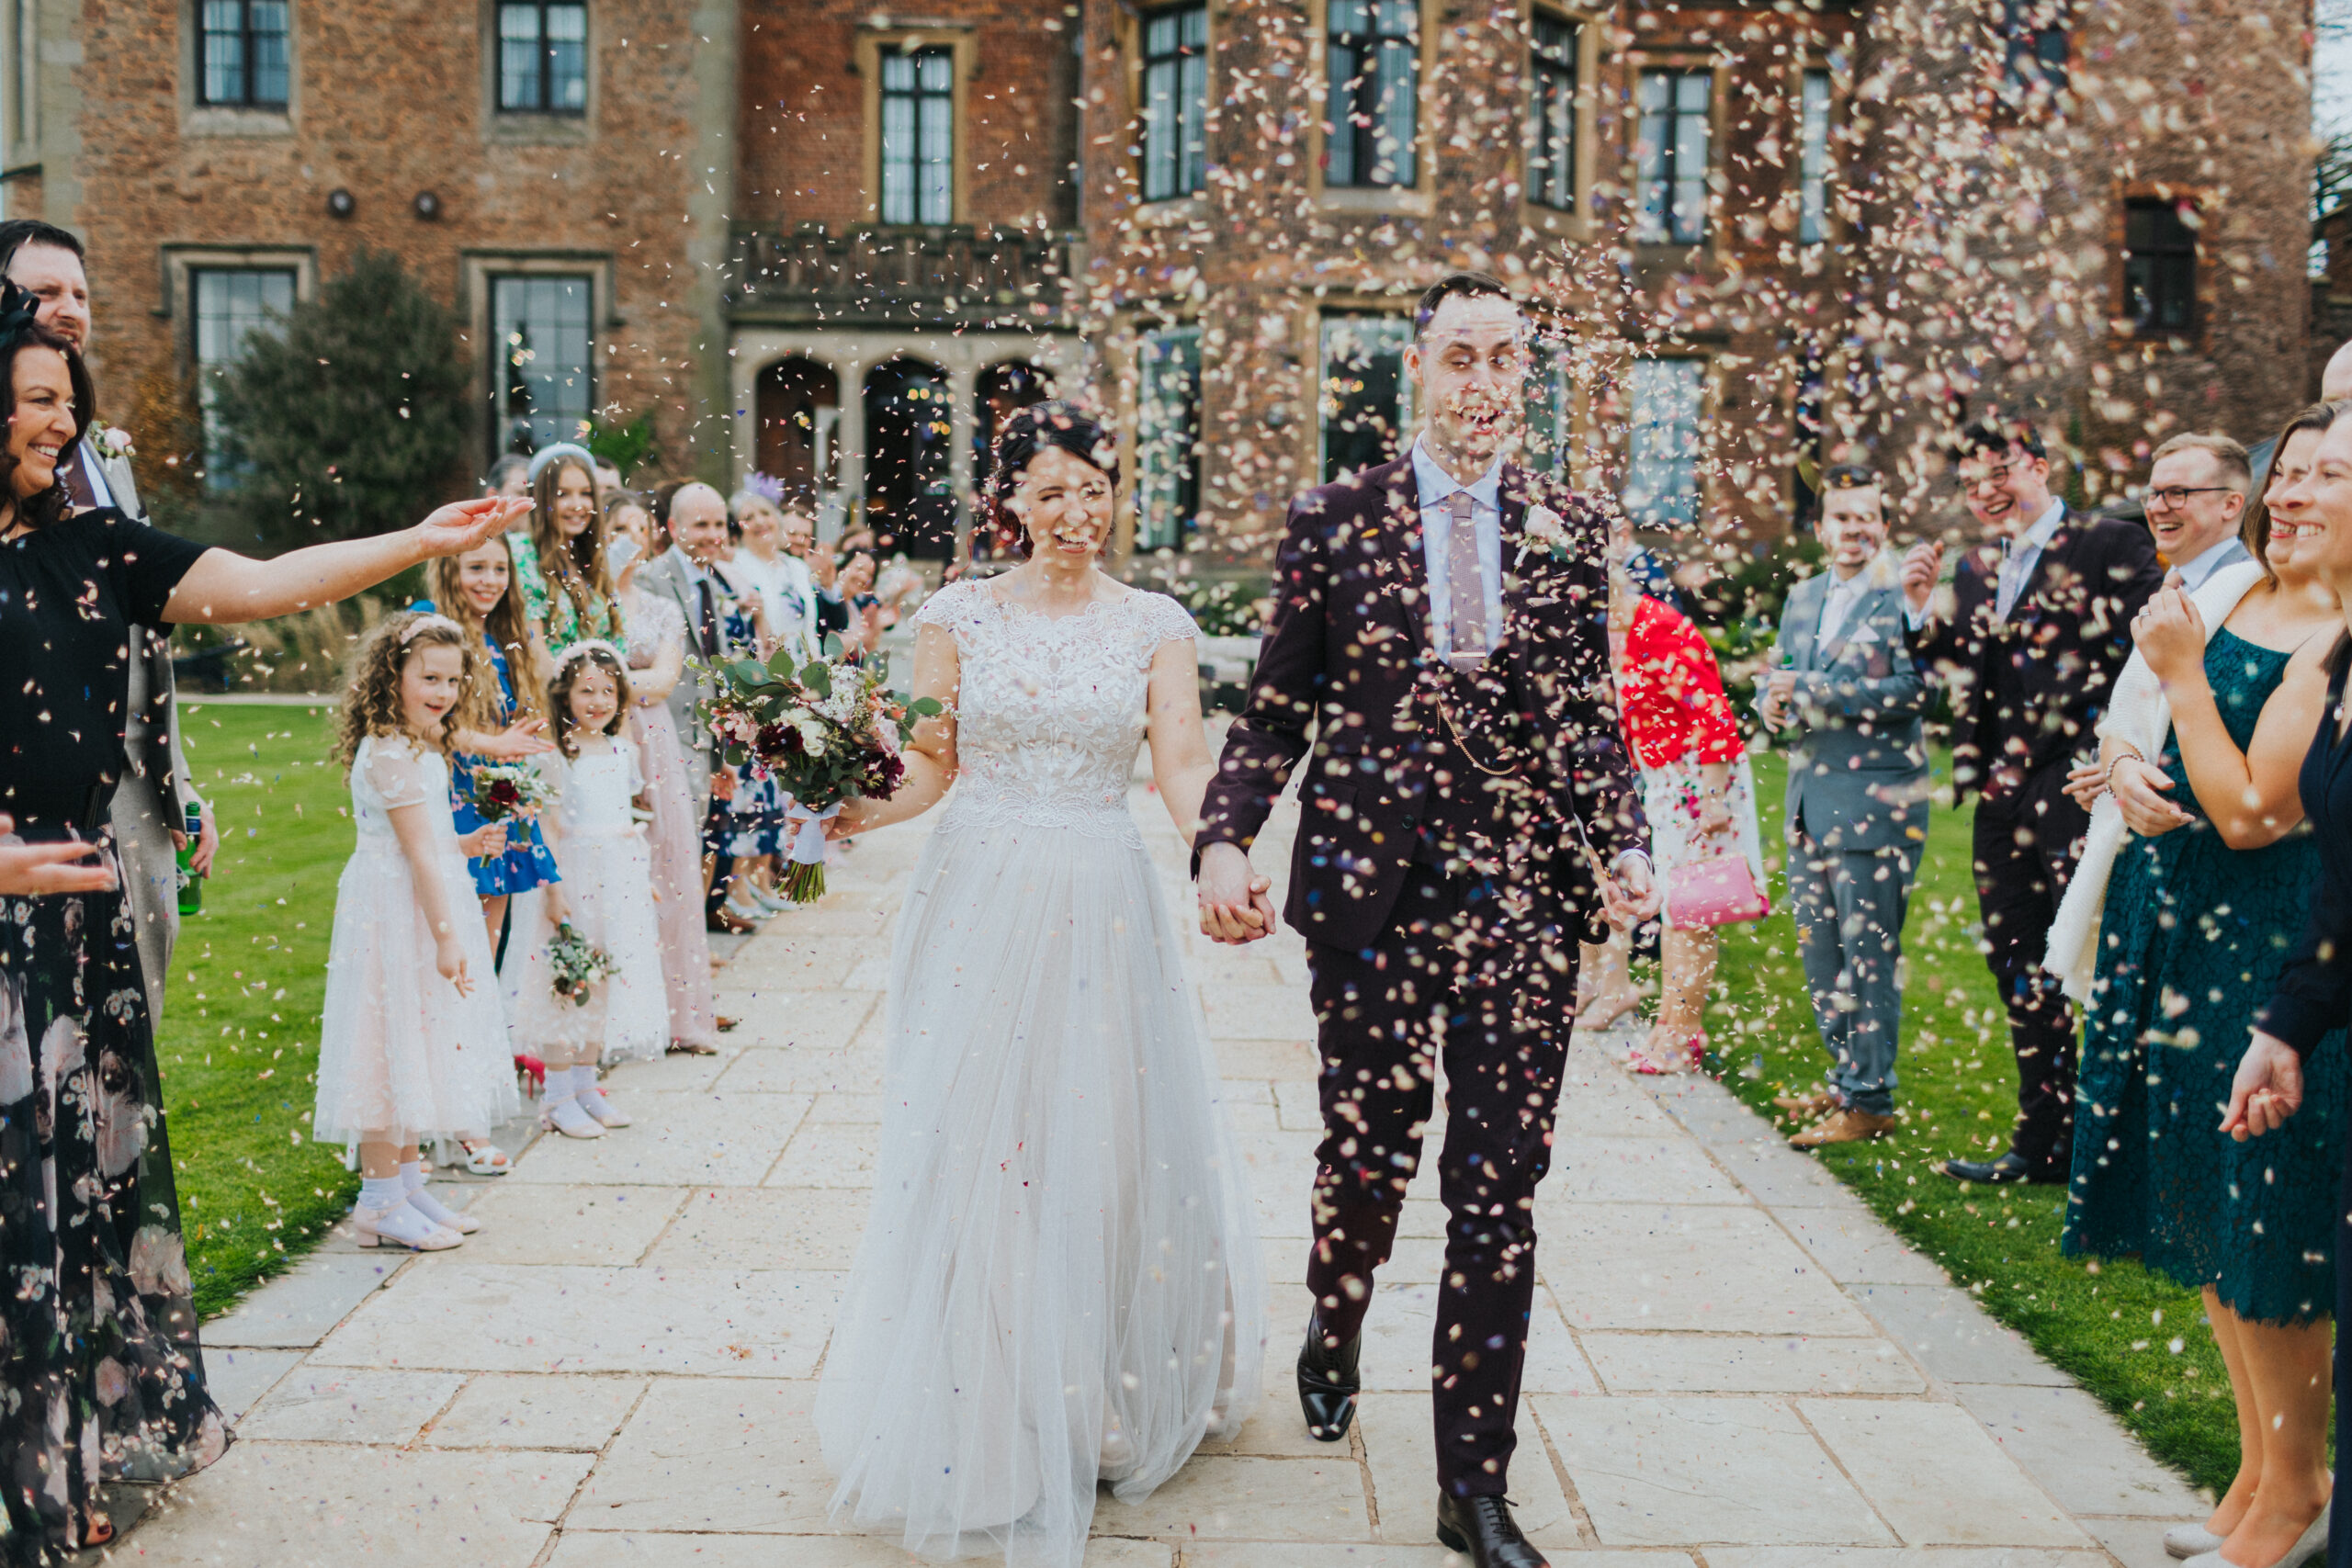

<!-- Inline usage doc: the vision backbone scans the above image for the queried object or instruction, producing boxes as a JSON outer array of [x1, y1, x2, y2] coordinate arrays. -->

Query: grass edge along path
[[1702, 749, 2237, 1498], [160, 704, 361, 1321]]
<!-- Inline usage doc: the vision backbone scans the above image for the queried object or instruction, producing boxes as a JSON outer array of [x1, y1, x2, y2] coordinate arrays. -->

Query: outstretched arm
[[835, 621, 959, 835], [164, 498, 531, 625]]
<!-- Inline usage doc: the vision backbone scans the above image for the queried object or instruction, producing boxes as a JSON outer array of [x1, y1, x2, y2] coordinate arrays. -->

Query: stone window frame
[[458, 251, 618, 463], [1614, 351, 1714, 532], [1126, 317, 1204, 554], [1306, 0, 1435, 216], [854, 23, 978, 228], [1621, 51, 1724, 263], [1792, 57, 1837, 247], [177, 0, 298, 139], [481, 0, 596, 145], [1115, 0, 1216, 227], [2108, 182, 2211, 351], [157, 244, 317, 370], [1518, 1, 1600, 245]]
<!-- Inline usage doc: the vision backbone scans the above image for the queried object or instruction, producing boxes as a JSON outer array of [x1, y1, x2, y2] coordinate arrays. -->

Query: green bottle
[[175, 802, 202, 916]]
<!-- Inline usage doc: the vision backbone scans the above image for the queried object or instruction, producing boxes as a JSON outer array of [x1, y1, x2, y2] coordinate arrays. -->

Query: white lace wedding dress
[[815, 582, 1266, 1567]]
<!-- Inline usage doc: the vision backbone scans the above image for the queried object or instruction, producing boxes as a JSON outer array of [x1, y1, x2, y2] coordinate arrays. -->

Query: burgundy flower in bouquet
[[699, 642, 943, 903], [469, 762, 553, 823]]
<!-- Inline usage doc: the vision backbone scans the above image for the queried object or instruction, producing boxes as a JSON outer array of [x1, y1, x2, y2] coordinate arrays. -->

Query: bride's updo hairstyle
[[987, 401, 1118, 559]]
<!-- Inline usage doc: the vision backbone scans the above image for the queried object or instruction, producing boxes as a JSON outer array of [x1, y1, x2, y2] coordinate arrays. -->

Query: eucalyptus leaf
[[802, 662, 833, 700]]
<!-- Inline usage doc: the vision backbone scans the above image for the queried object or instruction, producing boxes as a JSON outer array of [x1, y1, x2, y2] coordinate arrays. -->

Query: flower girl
[[510, 641, 668, 1136], [317, 612, 522, 1250]]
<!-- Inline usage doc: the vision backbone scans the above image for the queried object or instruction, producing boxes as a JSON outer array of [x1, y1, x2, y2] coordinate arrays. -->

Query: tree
[[210, 249, 470, 543]]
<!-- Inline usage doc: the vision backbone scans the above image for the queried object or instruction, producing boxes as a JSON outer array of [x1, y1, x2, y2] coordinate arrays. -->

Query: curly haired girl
[[316, 611, 521, 1248]]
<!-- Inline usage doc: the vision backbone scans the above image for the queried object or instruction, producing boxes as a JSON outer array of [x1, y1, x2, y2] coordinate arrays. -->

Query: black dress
[[2254, 649, 2352, 1568], [0, 507, 224, 1561]]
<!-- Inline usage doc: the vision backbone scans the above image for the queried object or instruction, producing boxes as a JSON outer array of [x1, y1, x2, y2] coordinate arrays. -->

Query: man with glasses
[[2141, 433, 2254, 588], [1901, 419, 2163, 1185]]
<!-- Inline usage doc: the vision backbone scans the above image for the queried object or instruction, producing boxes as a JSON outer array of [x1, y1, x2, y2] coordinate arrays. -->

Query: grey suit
[[634, 546, 723, 806], [1758, 562, 1929, 1116], [76, 439, 205, 1022]]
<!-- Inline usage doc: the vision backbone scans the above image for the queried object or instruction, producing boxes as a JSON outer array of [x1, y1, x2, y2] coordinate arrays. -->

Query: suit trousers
[[108, 783, 179, 1025], [1971, 787, 2086, 1176], [1787, 832, 1916, 1117], [1303, 861, 1572, 1497]]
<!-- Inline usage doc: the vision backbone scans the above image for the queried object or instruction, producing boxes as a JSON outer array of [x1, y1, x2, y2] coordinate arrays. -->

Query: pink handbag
[[1666, 851, 1771, 929]]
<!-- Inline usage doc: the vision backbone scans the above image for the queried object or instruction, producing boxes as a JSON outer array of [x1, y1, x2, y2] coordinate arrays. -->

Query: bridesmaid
[[509, 442, 625, 667], [607, 491, 723, 1054], [430, 536, 560, 950], [2069, 400, 2346, 1568]]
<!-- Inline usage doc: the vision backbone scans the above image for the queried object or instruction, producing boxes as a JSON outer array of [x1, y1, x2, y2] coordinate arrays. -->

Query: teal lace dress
[[2064, 627, 2349, 1325]]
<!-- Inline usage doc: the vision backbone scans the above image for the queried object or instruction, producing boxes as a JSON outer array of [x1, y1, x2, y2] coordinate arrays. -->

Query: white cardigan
[[2043, 560, 2266, 1003]]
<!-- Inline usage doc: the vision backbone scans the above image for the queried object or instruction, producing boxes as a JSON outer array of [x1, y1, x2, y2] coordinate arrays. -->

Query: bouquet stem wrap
[[780, 804, 840, 904]]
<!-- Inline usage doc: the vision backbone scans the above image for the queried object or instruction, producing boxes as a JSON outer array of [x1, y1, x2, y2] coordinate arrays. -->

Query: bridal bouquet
[[547, 922, 617, 1008], [701, 643, 942, 903], [469, 761, 553, 823]]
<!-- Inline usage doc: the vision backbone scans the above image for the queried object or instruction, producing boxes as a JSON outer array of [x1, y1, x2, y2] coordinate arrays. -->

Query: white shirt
[[1408, 436, 1504, 660], [1815, 567, 1872, 650], [1993, 498, 2067, 622], [2174, 534, 2254, 591]]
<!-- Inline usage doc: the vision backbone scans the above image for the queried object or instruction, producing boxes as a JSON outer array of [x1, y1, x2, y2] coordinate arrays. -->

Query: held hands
[[0, 816, 116, 896], [456, 821, 509, 860], [1196, 841, 1277, 944], [1900, 539, 1944, 617], [415, 497, 533, 559], [2221, 1031, 2305, 1141], [2132, 584, 2207, 683], [2109, 756, 2195, 837], [2062, 759, 2109, 813], [1599, 854, 1662, 929]]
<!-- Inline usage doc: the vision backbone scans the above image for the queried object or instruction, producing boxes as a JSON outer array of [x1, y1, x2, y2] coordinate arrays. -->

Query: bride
[[813, 402, 1267, 1564]]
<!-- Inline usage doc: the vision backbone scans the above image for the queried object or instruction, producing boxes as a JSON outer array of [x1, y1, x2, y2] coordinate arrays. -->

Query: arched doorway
[[970, 360, 1055, 558], [754, 356, 840, 510], [864, 358, 956, 559]]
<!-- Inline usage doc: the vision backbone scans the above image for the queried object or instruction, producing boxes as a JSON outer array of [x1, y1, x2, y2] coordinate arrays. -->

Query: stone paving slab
[[125, 786, 2211, 1567]]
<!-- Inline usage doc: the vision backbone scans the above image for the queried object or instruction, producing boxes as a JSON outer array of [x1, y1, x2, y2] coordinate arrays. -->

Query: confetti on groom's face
[[1408, 296, 1531, 469]]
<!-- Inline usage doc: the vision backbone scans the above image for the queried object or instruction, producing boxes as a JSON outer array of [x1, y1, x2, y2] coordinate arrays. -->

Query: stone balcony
[[725, 224, 1077, 328]]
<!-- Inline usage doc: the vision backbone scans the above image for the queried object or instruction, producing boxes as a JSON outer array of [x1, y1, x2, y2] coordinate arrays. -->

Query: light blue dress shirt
[[2174, 534, 2254, 590], [1408, 436, 1505, 660]]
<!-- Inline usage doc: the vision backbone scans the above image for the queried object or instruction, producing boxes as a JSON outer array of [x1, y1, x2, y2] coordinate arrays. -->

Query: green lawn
[[161, 703, 360, 1320], [1706, 748, 2235, 1498]]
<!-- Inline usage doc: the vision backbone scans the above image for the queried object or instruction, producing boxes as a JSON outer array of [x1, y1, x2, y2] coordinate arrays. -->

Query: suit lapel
[[1783, 578, 1821, 672], [2009, 510, 2074, 622], [1820, 582, 1892, 666], [1380, 460, 1433, 656]]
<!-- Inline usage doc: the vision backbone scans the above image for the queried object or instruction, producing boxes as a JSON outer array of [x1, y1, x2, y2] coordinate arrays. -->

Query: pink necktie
[[1448, 491, 1487, 668]]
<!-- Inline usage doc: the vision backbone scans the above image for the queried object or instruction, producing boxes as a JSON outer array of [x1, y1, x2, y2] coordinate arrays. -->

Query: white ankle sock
[[401, 1170, 475, 1231], [398, 1159, 424, 1192], [541, 1070, 577, 1114], [358, 1175, 406, 1212]]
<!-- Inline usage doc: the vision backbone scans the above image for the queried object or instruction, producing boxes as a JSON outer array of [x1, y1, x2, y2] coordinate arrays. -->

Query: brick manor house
[[0, 0, 2319, 561]]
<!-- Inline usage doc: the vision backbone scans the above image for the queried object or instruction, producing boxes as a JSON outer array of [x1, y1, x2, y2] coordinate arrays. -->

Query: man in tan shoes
[[1758, 467, 1930, 1145]]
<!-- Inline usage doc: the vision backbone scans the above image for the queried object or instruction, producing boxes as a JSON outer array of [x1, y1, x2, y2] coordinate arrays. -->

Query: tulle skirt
[[315, 844, 522, 1145], [508, 825, 669, 1067], [630, 704, 718, 1049], [815, 810, 1266, 1567]]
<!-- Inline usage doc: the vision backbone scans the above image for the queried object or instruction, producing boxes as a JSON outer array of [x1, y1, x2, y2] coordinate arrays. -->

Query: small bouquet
[[700, 641, 942, 903], [470, 761, 553, 823], [547, 922, 617, 1008]]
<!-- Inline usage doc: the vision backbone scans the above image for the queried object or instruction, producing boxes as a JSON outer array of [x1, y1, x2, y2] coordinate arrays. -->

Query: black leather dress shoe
[[1436, 1493, 1548, 1568], [1296, 1321, 1362, 1442], [1939, 1152, 2048, 1184]]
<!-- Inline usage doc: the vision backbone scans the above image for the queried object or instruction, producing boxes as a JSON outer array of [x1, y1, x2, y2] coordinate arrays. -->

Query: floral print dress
[[509, 532, 627, 659]]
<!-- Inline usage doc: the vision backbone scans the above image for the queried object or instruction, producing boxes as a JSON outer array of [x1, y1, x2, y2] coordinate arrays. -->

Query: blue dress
[[2064, 627, 2347, 1325], [449, 642, 563, 897]]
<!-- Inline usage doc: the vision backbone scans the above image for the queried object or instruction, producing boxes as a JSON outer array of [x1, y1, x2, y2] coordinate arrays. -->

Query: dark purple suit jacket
[[1198, 456, 1647, 953]]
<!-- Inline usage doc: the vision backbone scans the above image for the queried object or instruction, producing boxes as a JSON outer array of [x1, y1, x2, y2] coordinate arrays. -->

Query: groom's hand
[[1197, 841, 1275, 943], [1598, 852, 1660, 929]]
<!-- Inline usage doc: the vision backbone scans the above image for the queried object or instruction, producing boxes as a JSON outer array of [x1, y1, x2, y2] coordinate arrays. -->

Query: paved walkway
[[120, 785, 2212, 1567]]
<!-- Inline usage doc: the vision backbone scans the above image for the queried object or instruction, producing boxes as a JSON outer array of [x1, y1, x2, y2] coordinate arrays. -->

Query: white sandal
[[456, 1139, 512, 1176]]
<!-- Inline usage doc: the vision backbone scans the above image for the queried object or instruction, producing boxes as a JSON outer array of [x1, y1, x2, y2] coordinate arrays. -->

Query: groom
[[1197, 273, 1653, 1568]]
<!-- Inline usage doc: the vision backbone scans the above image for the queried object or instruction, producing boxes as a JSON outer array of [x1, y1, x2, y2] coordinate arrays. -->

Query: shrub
[[210, 249, 470, 544]]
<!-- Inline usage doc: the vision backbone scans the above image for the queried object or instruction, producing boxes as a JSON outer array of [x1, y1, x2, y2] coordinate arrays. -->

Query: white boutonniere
[[1516, 504, 1572, 566], [91, 421, 134, 462]]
